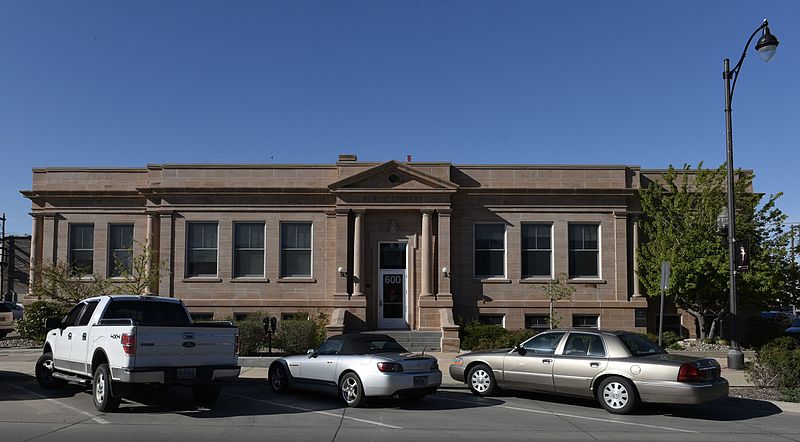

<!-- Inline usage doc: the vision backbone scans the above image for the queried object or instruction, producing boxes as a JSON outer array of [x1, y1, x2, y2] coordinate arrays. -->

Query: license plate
[[413, 375, 427, 387], [177, 368, 196, 380]]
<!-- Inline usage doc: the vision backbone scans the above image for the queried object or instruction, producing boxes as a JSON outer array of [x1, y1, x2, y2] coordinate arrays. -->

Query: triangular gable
[[329, 160, 458, 192]]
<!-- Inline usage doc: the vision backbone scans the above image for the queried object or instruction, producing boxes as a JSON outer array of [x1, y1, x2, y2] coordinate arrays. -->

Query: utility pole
[[0, 213, 6, 301]]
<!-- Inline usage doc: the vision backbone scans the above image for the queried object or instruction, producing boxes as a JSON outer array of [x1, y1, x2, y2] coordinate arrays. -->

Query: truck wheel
[[597, 376, 639, 414], [269, 364, 290, 393], [35, 352, 66, 389], [192, 385, 222, 406], [339, 372, 366, 408], [93, 363, 121, 412]]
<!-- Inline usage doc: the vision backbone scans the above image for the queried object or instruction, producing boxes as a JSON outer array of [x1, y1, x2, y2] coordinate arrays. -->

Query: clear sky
[[1, 1, 798, 235]]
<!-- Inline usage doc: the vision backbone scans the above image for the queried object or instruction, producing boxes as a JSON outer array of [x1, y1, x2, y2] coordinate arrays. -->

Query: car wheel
[[467, 363, 497, 397], [597, 376, 638, 414], [35, 352, 66, 389], [93, 363, 121, 412], [192, 385, 222, 406], [339, 372, 366, 407], [269, 364, 290, 393]]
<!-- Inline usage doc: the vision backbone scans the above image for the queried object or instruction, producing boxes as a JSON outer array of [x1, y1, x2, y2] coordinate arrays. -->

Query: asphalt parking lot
[[1, 348, 799, 441]]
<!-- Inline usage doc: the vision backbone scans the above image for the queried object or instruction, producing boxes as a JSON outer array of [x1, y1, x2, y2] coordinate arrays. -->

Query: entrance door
[[378, 242, 408, 329]]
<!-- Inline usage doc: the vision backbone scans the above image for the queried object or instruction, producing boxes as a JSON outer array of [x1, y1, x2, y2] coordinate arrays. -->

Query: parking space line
[[442, 396, 697, 434], [8, 384, 110, 425], [224, 392, 403, 430]]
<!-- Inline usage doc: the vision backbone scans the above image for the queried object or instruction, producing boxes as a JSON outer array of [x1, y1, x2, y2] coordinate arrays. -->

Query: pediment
[[329, 161, 458, 193]]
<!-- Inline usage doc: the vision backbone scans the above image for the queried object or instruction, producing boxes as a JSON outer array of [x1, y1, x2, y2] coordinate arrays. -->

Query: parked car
[[449, 328, 728, 414], [269, 334, 441, 407], [785, 318, 800, 335], [0, 303, 13, 338], [761, 311, 796, 329], [2, 301, 24, 321], [35, 295, 240, 412]]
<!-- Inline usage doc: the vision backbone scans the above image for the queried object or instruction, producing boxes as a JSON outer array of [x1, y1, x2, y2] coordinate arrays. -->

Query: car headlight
[[451, 356, 464, 366]]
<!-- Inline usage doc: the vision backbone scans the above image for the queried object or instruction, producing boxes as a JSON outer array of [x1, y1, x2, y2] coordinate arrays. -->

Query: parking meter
[[269, 316, 277, 334]]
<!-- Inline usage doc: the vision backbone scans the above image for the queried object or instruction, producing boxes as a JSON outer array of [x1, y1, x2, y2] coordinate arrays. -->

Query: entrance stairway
[[370, 330, 442, 352]]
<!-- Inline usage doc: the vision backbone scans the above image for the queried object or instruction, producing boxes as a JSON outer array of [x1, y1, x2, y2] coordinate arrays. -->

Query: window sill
[[568, 279, 606, 284], [519, 278, 554, 284], [109, 276, 135, 281], [277, 277, 317, 283], [69, 276, 96, 281], [182, 277, 223, 283], [473, 278, 512, 284], [231, 278, 270, 283]]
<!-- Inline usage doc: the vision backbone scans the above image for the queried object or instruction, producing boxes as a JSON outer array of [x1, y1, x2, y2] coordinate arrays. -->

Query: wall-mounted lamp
[[337, 267, 348, 278], [442, 267, 449, 278]]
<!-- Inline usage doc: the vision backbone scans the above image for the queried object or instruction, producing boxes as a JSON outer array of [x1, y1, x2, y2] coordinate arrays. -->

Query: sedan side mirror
[[45, 317, 62, 331], [307, 349, 316, 357], [514, 344, 527, 356]]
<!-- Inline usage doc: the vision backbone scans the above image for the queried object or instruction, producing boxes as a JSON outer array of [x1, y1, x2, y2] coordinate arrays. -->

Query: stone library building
[[22, 154, 678, 350]]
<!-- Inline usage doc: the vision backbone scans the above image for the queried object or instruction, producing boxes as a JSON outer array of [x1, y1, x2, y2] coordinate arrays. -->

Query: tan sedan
[[449, 329, 728, 414]]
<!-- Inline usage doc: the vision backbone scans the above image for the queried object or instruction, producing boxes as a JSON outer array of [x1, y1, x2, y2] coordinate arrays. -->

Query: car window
[[62, 304, 85, 327], [76, 301, 100, 326], [563, 333, 605, 357], [103, 301, 190, 326], [316, 339, 343, 356], [618, 333, 667, 356], [522, 332, 565, 355]]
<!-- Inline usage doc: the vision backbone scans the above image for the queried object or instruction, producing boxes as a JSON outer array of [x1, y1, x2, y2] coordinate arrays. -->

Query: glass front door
[[378, 242, 407, 329]]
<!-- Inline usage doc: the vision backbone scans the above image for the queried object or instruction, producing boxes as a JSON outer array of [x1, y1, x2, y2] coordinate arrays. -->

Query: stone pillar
[[334, 209, 349, 299], [145, 213, 158, 294], [421, 210, 432, 296], [632, 218, 642, 297], [436, 209, 452, 298], [158, 212, 174, 297], [353, 209, 364, 296], [28, 215, 42, 294]]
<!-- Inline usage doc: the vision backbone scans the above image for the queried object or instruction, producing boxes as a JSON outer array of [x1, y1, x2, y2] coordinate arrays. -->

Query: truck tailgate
[[131, 326, 237, 368]]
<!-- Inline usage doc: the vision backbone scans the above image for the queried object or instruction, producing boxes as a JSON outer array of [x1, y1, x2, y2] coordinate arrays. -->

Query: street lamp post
[[722, 19, 779, 370]]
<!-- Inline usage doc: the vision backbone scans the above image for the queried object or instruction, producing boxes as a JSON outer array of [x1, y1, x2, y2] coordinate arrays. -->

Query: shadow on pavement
[[0, 370, 87, 401]]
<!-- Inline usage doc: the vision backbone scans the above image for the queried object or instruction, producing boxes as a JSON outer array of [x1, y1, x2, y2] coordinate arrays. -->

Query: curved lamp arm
[[727, 20, 774, 100]]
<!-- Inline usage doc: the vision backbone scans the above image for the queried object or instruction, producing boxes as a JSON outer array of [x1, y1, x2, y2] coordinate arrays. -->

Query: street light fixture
[[722, 19, 779, 370]]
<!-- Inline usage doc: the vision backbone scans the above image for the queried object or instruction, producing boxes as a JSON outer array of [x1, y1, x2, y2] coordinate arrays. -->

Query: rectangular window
[[568, 224, 599, 278], [281, 312, 308, 321], [187, 222, 218, 277], [69, 224, 94, 276], [521, 223, 552, 278], [474, 223, 505, 278], [234, 222, 265, 277], [477, 314, 505, 327], [108, 224, 134, 277], [525, 314, 550, 330], [280, 222, 312, 277], [573, 314, 599, 328]]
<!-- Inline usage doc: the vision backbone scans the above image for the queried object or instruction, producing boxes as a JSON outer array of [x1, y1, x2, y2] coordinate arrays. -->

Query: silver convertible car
[[269, 334, 442, 407], [450, 329, 728, 414]]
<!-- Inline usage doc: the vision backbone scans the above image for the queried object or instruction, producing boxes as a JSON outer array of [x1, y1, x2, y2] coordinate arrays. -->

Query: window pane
[[573, 315, 599, 328], [477, 315, 504, 326], [475, 224, 504, 249], [187, 223, 218, 277], [69, 224, 94, 275], [522, 224, 551, 250], [235, 223, 264, 249], [522, 332, 565, 354], [71, 250, 94, 275], [110, 224, 133, 249], [235, 250, 264, 277], [109, 224, 134, 277], [522, 250, 551, 277], [525, 315, 549, 329], [282, 250, 311, 277], [475, 250, 504, 278], [569, 250, 598, 278], [110, 250, 133, 277]]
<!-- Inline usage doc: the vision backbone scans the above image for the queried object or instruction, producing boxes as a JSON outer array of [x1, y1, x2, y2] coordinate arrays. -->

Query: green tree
[[110, 240, 169, 295], [638, 163, 800, 339], [542, 273, 575, 329], [31, 260, 111, 306]]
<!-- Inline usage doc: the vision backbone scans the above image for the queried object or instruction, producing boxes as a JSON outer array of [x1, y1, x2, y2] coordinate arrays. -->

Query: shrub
[[231, 311, 270, 356], [275, 320, 321, 355], [742, 317, 786, 349], [644, 331, 681, 349], [459, 322, 536, 351], [745, 336, 800, 390], [15, 301, 67, 342]]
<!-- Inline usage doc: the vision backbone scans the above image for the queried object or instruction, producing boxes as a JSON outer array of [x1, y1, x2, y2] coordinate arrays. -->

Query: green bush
[[644, 331, 681, 349], [742, 317, 786, 349], [15, 301, 67, 342], [459, 322, 536, 351], [745, 336, 800, 390], [275, 320, 320, 355], [231, 311, 270, 356]]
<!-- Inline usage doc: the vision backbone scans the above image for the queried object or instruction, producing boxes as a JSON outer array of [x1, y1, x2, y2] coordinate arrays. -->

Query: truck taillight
[[235, 335, 240, 355], [121, 333, 136, 356]]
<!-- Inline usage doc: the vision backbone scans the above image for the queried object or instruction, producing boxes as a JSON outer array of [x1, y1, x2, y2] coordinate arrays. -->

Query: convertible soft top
[[333, 334, 408, 355]]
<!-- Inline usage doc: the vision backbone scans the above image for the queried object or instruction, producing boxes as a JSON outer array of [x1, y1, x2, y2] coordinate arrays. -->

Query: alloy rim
[[341, 377, 358, 404], [602, 382, 629, 409], [40, 358, 54, 382], [95, 372, 106, 404], [271, 368, 283, 390], [470, 369, 491, 393]]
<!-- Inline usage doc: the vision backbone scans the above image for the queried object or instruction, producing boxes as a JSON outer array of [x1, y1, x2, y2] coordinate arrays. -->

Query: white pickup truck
[[35, 295, 240, 412]]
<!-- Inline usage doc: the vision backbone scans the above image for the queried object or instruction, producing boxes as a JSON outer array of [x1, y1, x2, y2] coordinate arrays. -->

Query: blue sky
[[1, 1, 798, 235]]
